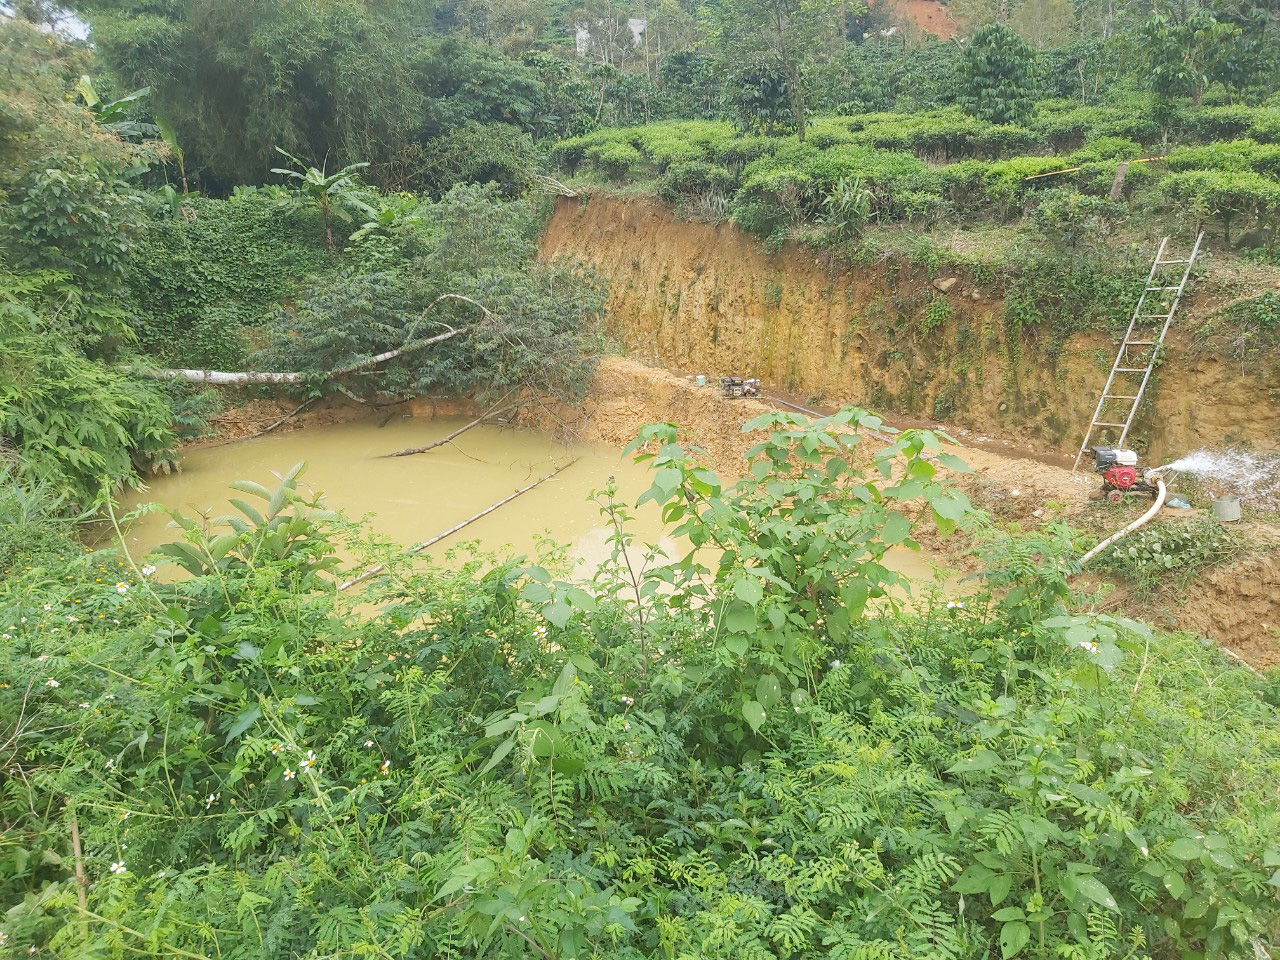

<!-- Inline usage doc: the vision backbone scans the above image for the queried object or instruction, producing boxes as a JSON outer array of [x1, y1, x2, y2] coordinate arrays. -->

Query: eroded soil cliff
[[540, 195, 1280, 466]]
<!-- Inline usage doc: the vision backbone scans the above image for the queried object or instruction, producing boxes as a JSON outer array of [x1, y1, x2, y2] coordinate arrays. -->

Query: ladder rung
[[1105, 395, 1139, 400], [1115, 367, 1147, 372], [1138, 314, 1172, 319], [1093, 422, 1127, 428], [1125, 340, 1156, 346], [1155, 258, 1191, 265], [1146, 285, 1181, 291]]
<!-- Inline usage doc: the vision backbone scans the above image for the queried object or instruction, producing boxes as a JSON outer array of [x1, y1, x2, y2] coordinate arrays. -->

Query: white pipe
[[1078, 478, 1167, 567]]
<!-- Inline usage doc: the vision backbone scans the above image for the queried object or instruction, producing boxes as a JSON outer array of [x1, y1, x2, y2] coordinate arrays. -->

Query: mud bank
[[539, 195, 1280, 465]]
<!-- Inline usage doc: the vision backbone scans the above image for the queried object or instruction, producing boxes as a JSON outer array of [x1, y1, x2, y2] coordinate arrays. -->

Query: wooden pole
[[337, 458, 580, 591], [381, 404, 515, 458]]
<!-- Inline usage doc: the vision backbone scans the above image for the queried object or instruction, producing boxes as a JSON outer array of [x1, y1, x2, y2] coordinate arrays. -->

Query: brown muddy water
[[114, 416, 952, 592]]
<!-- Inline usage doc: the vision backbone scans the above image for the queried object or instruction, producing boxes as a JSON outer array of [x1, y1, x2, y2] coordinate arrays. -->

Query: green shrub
[[414, 121, 535, 197], [1072, 136, 1143, 161], [125, 192, 329, 368], [1032, 189, 1123, 251], [707, 133, 780, 171], [1178, 104, 1257, 142], [655, 160, 737, 205], [1096, 515, 1242, 596], [1162, 168, 1280, 244], [586, 140, 645, 181], [2, 420, 1279, 959], [0, 315, 176, 507]]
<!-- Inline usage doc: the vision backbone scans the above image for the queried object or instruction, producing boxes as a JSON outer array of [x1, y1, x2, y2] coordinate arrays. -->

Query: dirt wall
[[540, 195, 1280, 465]]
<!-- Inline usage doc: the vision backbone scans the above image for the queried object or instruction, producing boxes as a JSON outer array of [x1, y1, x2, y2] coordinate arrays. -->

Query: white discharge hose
[[1079, 477, 1167, 567]]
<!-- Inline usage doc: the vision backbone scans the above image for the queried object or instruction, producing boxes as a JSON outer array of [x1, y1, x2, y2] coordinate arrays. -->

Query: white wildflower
[[946, 600, 965, 610], [829, 659, 842, 669], [109, 861, 126, 876], [283, 769, 296, 781], [300, 750, 316, 770], [43, 604, 51, 611], [380, 760, 391, 775], [36, 655, 47, 662], [270, 743, 282, 756], [619, 695, 634, 706], [115, 582, 130, 594], [45, 678, 60, 688], [141, 564, 156, 577], [1079, 640, 1099, 654], [363, 739, 374, 748]]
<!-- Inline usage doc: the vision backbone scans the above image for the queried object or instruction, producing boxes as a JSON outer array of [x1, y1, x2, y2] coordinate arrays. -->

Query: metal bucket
[[1209, 495, 1241, 522]]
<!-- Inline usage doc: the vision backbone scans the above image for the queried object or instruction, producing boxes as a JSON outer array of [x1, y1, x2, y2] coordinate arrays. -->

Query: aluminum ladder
[[1071, 232, 1204, 472]]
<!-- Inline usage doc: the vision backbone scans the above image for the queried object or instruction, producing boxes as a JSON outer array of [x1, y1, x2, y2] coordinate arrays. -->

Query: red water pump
[[1091, 447, 1160, 503]]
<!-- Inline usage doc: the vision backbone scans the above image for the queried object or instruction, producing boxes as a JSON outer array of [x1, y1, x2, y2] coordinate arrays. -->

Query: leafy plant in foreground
[[0, 418, 1277, 959]]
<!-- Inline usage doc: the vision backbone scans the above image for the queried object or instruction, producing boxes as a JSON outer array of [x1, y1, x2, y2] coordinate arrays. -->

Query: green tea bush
[[586, 140, 645, 181], [656, 161, 737, 205], [1161, 169, 1280, 244], [2, 417, 1278, 959]]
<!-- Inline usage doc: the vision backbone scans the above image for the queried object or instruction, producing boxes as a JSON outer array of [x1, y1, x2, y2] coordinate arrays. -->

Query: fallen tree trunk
[[133, 293, 491, 385], [381, 400, 515, 459], [338, 457, 579, 591], [136, 326, 464, 385]]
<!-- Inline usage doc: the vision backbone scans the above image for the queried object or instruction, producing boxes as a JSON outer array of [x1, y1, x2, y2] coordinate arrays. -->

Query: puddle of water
[[115, 416, 669, 573], [113, 416, 954, 598]]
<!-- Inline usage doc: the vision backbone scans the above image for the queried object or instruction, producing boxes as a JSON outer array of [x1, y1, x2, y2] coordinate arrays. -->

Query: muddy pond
[[116, 415, 950, 591]]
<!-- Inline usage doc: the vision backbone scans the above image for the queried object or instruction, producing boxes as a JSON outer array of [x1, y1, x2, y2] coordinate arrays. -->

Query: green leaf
[[988, 872, 1012, 906], [882, 511, 911, 544], [755, 674, 782, 709], [992, 907, 1025, 922], [742, 700, 766, 733], [478, 738, 515, 776], [725, 635, 749, 656], [1072, 874, 1118, 911], [947, 749, 1001, 774], [1168, 838, 1202, 860], [999, 921, 1030, 958], [725, 604, 757, 633], [733, 576, 764, 606], [225, 704, 262, 742], [937, 451, 973, 473], [543, 600, 573, 629]]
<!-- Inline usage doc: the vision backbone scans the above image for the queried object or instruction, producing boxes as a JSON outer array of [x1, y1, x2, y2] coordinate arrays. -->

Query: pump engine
[[1091, 447, 1160, 502], [721, 377, 761, 399]]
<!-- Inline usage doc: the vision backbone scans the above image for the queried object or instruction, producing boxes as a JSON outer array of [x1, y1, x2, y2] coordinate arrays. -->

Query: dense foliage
[[550, 101, 1280, 251], [2, 414, 1278, 958]]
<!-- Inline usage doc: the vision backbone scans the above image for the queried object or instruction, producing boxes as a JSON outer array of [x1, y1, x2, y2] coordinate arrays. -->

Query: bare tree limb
[[381, 396, 516, 459], [338, 458, 579, 591]]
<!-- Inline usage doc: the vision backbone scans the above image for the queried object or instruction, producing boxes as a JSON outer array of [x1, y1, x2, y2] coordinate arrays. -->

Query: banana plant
[[270, 148, 370, 251], [156, 116, 189, 195], [76, 75, 158, 141]]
